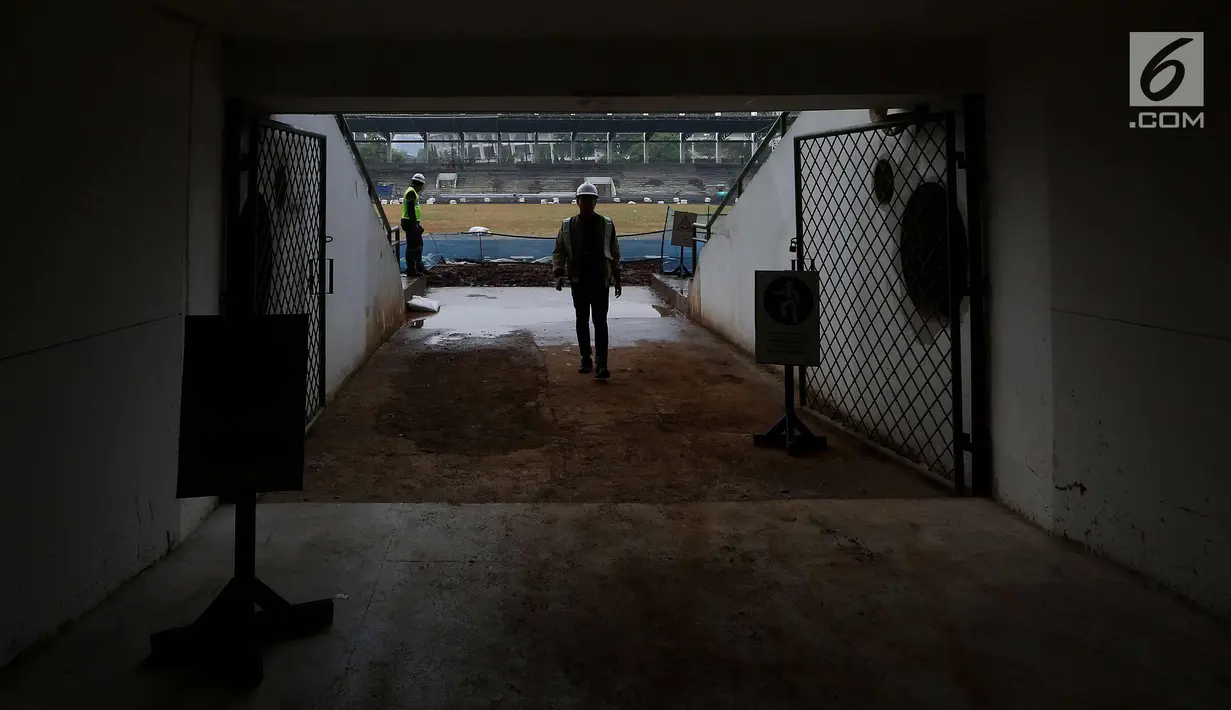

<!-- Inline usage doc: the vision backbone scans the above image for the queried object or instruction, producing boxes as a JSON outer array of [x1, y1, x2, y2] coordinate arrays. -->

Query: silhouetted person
[[553, 182, 622, 380], [402, 173, 427, 276]]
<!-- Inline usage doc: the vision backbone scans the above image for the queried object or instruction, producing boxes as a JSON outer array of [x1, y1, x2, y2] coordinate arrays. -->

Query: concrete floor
[[2, 502, 1229, 709], [3, 287, 1230, 708]]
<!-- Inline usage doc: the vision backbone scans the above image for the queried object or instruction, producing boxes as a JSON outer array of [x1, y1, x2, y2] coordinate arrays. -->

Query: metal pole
[[784, 365, 795, 452], [679, 133, 683, 163], [945, 113, 967, 497], [793, 135, 808, 409], [606, 132, 611, 163], [660, 207, 670, 274], [235, 494, 256, 584], [715, 135, 720, 163], [963, 95, 992, 498], [643, 132, 647, 163], [317, 133, 328, 413]]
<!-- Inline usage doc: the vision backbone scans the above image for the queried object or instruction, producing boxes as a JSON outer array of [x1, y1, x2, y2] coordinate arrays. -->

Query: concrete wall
[[692, 108, 973, 481], [0, 7, 225, 665], [691, 3, 1228, 613], [986, 8, 1230, 613], [984, 32, 1057, 528], [273, 114, 406, 399]]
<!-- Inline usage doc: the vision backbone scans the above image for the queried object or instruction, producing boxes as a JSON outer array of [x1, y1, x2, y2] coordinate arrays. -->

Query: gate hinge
[[955, 151, 968, 169], [960, 432, 973, 451]]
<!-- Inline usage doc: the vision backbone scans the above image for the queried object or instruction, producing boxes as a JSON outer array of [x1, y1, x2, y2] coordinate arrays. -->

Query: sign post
[[149, 315, 334, 688], [753, 270, 827, 456], [670, 210, 697, 276]]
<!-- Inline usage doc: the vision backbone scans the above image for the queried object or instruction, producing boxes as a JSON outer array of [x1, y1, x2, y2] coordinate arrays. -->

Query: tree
[[352, 133, 410, 164], [719, 141, 751, 164], [646, 133, 681, 163], [612, 140, 643, 162]]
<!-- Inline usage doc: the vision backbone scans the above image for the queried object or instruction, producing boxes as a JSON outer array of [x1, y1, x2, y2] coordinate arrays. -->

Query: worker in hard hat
[[553, 182, 622, 380], [401, 173, 427, 276]]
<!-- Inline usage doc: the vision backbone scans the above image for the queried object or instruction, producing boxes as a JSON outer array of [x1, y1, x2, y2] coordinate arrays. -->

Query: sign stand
[[148, 495, 333, 686], [147, 315, 333, 688], [753, 270, 828, 457], [671, 210, 697, 277], [754, 365, 826, 456]]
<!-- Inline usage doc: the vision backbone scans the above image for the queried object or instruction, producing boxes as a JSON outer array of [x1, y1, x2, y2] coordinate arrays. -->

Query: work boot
[[595, 365, 611, 380], [578, 357, 593, 374]]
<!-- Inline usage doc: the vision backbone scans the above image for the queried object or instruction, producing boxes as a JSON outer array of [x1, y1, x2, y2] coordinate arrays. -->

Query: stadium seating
[[365, 161, 742, 199]]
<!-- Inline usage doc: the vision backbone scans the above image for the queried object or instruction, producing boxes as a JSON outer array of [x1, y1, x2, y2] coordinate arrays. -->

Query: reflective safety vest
[[561, 216, 615, 261], [401, 186, 422, 222]]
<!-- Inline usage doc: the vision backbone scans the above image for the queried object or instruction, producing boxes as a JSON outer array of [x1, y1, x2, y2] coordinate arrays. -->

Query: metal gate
[[244, 119, 327, 426], [793, 111, 982, 492]]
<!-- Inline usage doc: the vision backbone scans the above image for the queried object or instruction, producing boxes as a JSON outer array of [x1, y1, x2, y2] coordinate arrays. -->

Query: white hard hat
[[411, 173, 426, 184], [575, 182, 599, 197]]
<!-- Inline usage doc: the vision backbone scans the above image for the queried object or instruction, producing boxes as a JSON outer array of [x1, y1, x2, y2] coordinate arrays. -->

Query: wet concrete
[[2, 501, 1229, 709], [417, 286, 683, 346]]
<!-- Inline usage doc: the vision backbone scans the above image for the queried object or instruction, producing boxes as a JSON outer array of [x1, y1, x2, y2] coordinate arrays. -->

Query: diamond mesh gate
[[794, 113, 969, 488], [249, 120, 327, 426]]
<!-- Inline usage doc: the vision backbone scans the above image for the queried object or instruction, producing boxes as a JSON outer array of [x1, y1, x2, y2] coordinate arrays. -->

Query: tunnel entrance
[[254, 111, 943, 506]]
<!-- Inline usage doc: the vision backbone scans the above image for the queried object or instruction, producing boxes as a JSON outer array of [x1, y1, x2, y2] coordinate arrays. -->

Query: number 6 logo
[[1129, 32, 1204, 108], [1141, 37, 1193, 102]]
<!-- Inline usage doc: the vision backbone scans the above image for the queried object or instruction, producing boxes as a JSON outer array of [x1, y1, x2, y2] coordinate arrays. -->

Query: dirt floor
[[264, 292, 942, 504], [383, 202, 717, 236], [424, 261, 661, 288], [12, 298, 1231, 709]]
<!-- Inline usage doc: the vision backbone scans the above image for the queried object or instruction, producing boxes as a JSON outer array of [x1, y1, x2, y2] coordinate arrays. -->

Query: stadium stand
[[364, 162, 741, 199]]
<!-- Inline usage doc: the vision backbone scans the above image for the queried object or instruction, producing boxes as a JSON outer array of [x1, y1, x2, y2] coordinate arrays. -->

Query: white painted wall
[[0, 7, 225, 665], [692, 108, 973, 482], [987, 8, 1230, 613], [273, 114, 406, 400], [690, 111, 868, 352]]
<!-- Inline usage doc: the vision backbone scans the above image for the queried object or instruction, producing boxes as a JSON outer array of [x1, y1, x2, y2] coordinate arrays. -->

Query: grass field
[[382, 202, 718, 237]]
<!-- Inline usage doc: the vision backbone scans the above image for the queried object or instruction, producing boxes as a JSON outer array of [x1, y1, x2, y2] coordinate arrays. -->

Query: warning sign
[[755, 270, 821, 365], [670, 210, 697, 247]]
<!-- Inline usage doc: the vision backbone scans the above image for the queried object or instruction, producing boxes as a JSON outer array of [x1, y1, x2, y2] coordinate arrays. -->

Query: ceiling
[[158, 0, 1076, 40]]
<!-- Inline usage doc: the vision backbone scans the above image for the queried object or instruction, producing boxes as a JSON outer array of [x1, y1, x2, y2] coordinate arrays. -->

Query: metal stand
[[753, 365, 827, 457], [147, 495, 334, 688]]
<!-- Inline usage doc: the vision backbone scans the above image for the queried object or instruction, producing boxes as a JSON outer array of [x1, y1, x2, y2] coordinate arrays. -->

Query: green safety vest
[[561, 216, 615, 259], [401, 186, 422, 222]]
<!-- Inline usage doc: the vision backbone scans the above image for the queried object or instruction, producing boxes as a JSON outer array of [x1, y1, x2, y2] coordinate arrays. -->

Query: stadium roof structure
[[344, 113, 777, 137]]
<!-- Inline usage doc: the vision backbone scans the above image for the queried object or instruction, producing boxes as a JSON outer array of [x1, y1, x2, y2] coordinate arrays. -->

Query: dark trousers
[[570, 278, 610, 365], [401, 219, 424, 275], [404, 246, 424, 275]]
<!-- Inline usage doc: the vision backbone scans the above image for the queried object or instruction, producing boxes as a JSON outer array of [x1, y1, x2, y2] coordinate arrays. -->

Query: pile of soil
[[425, 260, 662, 288]]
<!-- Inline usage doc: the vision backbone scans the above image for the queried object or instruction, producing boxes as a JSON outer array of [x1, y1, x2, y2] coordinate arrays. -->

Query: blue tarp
[[398, 236, 700, 273]]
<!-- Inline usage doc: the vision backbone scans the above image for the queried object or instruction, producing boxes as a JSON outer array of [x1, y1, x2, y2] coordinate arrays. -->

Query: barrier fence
[[399, 204, 716, 276]]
